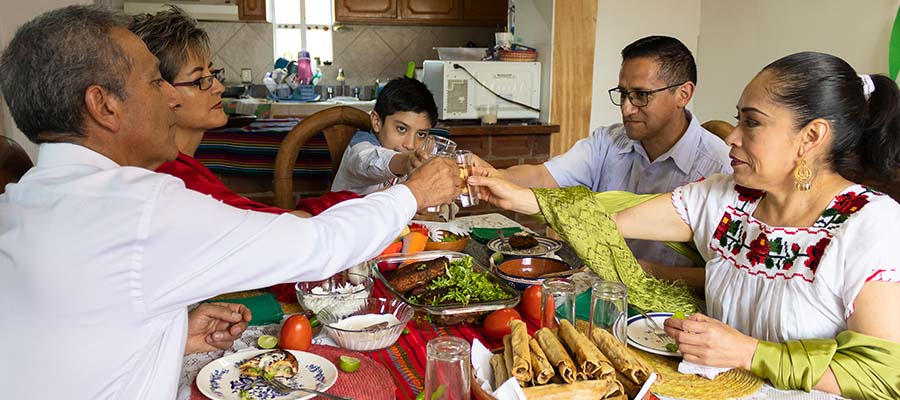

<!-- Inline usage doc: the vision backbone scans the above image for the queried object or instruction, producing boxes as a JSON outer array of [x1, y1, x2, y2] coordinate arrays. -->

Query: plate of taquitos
[[482, 319, 657, 399]]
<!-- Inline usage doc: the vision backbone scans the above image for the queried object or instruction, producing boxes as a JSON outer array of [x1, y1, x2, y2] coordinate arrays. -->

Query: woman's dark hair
[[129, 5, 210, 83], [761, 51, 900, 184], [373, 77, 438, 127]]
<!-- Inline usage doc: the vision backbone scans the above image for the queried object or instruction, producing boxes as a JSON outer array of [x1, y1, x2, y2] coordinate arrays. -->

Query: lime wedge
[[257, 334, 278, 349], [673, 311, 686, 320], [339, 355, 361, 373]]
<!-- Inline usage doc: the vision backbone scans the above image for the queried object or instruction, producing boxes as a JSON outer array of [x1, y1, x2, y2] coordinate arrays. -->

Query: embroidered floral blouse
[[672, 174, 900, 342]]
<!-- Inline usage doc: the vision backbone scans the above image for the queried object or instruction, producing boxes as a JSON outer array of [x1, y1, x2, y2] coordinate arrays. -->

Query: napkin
[[678, 360, 732, 380], [206, 293, 284, 326], [470, 227, 524, 244], [471, 339, 527, 400]]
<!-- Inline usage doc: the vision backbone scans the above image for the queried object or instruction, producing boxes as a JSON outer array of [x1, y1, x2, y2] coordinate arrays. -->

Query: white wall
[[513, 0, 555, 123], [1, 0, 90, 161], [589, 0, 702, 130], [695, 0, 900, 124]]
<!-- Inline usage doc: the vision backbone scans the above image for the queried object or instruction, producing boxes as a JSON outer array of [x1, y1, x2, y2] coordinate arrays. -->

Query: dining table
[[181, 213, 846, 400]]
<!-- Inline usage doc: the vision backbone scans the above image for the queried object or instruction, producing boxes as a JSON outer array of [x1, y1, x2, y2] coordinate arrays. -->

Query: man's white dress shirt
[[0, 143, 417, 399]]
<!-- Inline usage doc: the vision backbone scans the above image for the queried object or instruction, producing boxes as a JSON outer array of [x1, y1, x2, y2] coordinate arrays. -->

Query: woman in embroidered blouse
[[470, 52, 900, 399]]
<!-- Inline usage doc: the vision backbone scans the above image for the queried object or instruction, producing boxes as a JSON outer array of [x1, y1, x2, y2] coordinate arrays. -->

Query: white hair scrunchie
[[859, 74, 875, 100]]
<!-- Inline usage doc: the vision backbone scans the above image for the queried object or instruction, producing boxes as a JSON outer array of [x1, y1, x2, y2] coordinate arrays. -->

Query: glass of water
[[424, 336, 470, 400]]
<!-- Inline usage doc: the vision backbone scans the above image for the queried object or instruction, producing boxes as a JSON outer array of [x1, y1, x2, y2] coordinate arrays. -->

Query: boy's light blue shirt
[[331, 130, 402, 195]]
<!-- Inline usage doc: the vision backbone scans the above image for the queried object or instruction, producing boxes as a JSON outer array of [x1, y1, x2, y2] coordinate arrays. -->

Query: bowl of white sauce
[[317, 297, 414, 351]]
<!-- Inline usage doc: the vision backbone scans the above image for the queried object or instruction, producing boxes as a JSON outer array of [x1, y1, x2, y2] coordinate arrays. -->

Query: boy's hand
[[404, 156, 461, 209], [390, 149, 429, 175]]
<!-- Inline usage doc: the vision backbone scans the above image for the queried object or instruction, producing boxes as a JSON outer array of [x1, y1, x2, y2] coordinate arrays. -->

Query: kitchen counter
[[223, 98, 374, 118]]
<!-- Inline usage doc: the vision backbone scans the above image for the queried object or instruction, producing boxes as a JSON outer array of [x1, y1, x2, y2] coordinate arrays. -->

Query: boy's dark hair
[[374, 77, 438, 126], [621, 35, 697, 86]]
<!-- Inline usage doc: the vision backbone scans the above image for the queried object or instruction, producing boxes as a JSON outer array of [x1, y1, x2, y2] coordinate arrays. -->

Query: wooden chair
[[701, 120, 735, 141], [273, 106, 372, 209], [0, 135, 34, 194]]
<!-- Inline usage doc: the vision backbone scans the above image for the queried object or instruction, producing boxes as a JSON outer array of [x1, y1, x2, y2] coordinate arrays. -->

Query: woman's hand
[[184, 302, 252, 354], [467, 171, 540, 215], [663, 313, 759, 370]]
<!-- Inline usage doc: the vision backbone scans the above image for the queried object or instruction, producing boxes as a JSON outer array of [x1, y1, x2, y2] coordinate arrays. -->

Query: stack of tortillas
[[637, 350, 762, 399]]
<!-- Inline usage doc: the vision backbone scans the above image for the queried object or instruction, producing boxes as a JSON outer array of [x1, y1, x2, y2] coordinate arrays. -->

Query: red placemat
[[190, 345, 395, 400]]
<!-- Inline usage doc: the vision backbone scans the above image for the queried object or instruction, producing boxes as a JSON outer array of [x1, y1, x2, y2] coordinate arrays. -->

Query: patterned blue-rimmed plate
[[196, 349, 338, 400]]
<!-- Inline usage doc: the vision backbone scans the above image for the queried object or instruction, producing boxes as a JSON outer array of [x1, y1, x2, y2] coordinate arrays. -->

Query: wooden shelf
[[444, 122, 560, 137]]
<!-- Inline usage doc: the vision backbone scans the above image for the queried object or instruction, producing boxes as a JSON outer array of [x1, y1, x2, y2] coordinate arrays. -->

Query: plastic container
[[294, 272, 373, 314], [296, 50, 313, 85], [368, 251, 520, 325], [434, 47, 488, 61]]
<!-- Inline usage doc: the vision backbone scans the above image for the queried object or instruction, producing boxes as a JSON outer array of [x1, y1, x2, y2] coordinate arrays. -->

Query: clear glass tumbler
[[540, 278, 575, 329], [588, 280, 628, 345], [455, 150, 478, 208], [422, 135, 458, 213], [424, 336, 471, 400]]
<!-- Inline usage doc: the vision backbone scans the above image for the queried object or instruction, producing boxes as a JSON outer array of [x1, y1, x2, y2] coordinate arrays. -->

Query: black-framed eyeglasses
[[171, 68, 225, 91], [608, 81, 686, 107]]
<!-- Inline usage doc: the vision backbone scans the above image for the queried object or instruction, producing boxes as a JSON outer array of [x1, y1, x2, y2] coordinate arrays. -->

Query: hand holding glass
[[422, 135, 457, 213], [455, 150, 478, 207]]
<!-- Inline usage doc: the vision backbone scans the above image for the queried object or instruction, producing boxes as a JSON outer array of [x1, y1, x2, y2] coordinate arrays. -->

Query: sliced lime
[[339, 355, 361, 373], [257, 334, 278, 349]]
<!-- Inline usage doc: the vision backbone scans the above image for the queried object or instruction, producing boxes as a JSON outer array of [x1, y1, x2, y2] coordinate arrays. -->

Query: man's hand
[[390, 149, 429, 176], [467, 172, 540, 215], [663, 313, 758, 370], [184, 302, 252, 354], [404, 156, 461, 209]]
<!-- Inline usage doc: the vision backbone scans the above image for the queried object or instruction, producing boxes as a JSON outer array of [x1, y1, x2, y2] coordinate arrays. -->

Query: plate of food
[[486, 232, 562, 257], [369, 251, 520, 325], [626, 312, 682, 357], [196, 349, 338, 400]]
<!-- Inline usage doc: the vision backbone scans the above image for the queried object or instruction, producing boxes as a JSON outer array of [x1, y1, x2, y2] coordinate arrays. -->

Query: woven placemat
[[309, 344, 397, 400], [636, 350, 762, 399]]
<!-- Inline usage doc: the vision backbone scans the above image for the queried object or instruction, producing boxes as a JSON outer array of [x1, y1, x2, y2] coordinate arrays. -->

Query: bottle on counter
[[297, 50, 313, 85], [336, 68, 346, 96]]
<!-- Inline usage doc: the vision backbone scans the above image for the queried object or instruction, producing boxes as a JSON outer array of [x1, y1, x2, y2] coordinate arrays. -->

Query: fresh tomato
[[483, 308, 522, 341], [280, 314, 312, 351], [520, 285, 542, 322]]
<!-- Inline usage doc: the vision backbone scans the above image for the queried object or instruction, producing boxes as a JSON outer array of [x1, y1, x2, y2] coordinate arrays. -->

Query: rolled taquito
[[534, 328, 577, 383], [490, 353, 509, 390], [521, 379, 621, 400], [503, 334, 515, 383], [509, 319, 533, 384], [557, 320, 614, 380], [529, 338, 554, 385], [590, 327, 654, 386]]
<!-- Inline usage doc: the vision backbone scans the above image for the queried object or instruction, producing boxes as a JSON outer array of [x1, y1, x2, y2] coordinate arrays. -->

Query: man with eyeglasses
[[480, 36, 731, 281]]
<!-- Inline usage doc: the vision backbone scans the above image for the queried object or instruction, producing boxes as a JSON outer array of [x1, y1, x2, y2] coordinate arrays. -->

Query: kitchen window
[[273, 0, 334, 63]]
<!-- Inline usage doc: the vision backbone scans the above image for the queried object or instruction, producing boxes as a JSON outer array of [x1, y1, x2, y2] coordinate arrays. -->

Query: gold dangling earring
[[794, 157, 813, 191]]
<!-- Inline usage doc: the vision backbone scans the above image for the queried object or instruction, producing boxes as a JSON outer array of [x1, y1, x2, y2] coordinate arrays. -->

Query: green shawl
[[532, 186, 700, 313]]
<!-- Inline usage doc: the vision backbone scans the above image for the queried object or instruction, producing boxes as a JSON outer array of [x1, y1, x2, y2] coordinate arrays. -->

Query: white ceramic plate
[[626, 312, 682, 357], [196, 349, 338, 400], [487, 236, 562, 256]]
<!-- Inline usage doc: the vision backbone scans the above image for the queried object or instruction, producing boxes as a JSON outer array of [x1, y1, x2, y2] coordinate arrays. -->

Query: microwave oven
[[423, 60, 541, 120]]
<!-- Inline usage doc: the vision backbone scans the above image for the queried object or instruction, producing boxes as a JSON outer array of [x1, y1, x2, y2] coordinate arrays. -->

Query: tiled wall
[[199, 21, 276, 85], [320, 24, 496, 88], [196, 22, 494, 90]]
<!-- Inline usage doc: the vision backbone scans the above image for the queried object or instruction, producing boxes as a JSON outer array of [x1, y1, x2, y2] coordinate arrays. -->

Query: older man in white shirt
[[0, 5, 460, 399]]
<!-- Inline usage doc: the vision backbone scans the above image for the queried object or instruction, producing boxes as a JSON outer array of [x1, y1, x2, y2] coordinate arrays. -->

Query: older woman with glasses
[[130, 7, 359, 217], [471, 51, 900, 399]]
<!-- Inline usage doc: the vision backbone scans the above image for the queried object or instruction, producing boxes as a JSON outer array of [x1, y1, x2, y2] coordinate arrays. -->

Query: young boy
[[331, 77, 437, 195]]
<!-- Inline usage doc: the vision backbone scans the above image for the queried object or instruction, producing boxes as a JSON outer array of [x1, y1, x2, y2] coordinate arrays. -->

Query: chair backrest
[[701, 120, 735, 141], [0, 135, 34, 194], [273, 106, 372, 209]]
